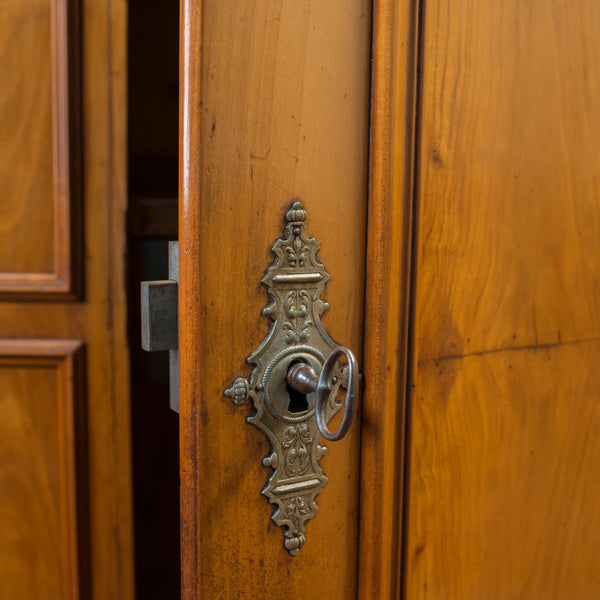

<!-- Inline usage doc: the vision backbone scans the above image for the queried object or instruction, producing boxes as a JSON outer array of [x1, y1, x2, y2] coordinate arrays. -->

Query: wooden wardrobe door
[[404, 0, 600, 596], [0, 1, 134, 598], [178, 1, 373, 597]]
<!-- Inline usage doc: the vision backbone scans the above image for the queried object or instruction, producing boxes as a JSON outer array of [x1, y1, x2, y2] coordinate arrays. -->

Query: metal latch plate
[[141, 241, 179, 412]]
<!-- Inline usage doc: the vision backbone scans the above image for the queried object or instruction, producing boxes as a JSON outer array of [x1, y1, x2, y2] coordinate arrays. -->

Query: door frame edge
[[358, 0, 421, 597]]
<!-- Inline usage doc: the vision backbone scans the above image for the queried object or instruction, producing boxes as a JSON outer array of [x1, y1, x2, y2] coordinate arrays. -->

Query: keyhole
[[286, 384, 308, 413], [286, 359, 309, 414]]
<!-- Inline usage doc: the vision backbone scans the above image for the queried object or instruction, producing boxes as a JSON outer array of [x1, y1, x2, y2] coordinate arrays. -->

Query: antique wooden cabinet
[[2, 0, 598, 598], [178, 0, 600, 598]]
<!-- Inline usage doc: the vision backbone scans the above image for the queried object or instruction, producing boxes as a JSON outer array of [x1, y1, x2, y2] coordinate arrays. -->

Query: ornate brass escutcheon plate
[[224, 200, 353, 556]]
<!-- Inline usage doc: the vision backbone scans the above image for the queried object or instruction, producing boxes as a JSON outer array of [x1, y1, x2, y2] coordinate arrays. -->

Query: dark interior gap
[[127, 1, 180, 598]]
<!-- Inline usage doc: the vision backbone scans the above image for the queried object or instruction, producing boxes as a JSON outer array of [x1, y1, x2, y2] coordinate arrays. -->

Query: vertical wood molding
[[0, 0, 81, 300], [179, 1, 203, 597], [51, 0, 82, 299], [0, 339, 86, 600], [358, 0, 420, 597]]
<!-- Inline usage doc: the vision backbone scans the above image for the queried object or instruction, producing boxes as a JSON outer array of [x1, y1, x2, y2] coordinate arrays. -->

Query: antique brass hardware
[[140, 241, 180, 413], [287, 346, 358, 442], [224, 201, 359, 556]]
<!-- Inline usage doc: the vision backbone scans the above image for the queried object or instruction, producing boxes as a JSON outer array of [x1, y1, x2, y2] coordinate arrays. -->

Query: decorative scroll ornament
[[224, 200, 344, 556]]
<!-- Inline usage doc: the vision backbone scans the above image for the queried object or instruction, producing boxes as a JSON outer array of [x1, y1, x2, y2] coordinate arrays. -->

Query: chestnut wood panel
[[405, 342, 600, 597], [0, 0, 80, 298], [0, 1, 134, 598], [414, 0, 600, 362], [180, 1, 370, 598], [0, 340, 84, 600], [404, 0, 600, 596]]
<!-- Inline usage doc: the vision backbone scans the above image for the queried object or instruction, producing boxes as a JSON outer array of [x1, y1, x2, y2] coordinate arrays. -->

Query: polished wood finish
[[0, 0, 80, 299], [404, 0, 600, 595], [0, 340, 83, 600], [406, 343, 600, 597], [358, 0, 419, 598], [0, 1, 134, 598], [180, 1, 371, 597], [413, 0, 600, 360]]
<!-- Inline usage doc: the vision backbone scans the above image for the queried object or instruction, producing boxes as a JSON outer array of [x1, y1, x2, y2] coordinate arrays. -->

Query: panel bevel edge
[[0, 0, 82, 302], [0, 338, 87, 600], [358, 0, 420, 598]]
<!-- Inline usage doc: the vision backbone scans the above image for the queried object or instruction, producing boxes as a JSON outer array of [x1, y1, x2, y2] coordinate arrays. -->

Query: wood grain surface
[[0, 0, 80, 298], [406, 342, 600, 597], [180, 1, 371, 598], [404, 0, 600, 596], [0, 1, 134, 598], [414, 0, 600, 361], [0, 340, 83, 600]]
